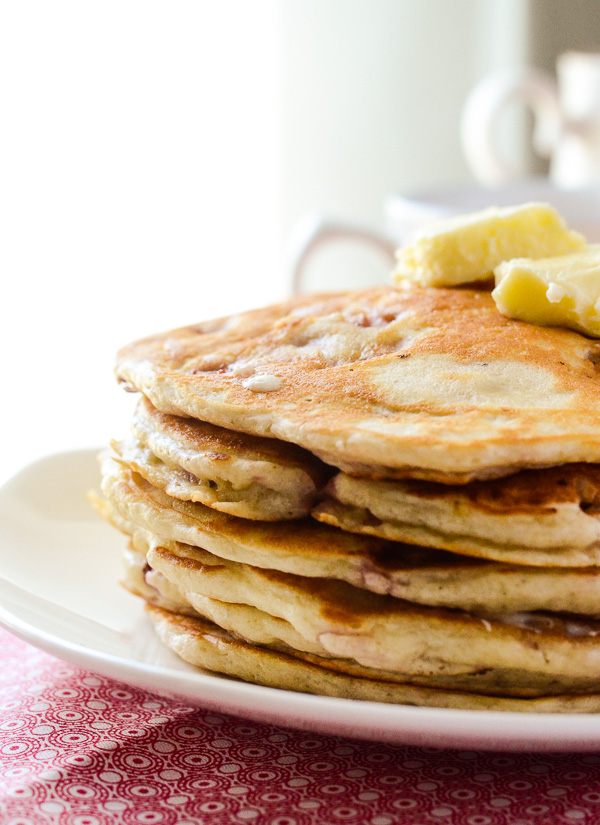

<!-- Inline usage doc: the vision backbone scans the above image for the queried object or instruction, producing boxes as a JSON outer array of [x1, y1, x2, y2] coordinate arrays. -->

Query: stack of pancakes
[[94, 285, 600, 712]]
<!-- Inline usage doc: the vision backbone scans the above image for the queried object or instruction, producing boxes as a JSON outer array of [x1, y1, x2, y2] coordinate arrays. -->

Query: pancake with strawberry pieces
[[115, 286, 600, 484]]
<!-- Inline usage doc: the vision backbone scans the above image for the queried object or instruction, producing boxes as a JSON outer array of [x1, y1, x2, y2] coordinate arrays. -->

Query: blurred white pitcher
[[462, 51, 600, 189]]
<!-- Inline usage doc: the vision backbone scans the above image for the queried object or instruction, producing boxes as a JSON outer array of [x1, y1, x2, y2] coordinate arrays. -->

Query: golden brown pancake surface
[[115, 286, 600, 482]]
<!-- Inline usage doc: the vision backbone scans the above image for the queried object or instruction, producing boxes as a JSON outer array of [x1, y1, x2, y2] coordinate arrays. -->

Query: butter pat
[[492, 245, 600, 337], [392, 202, 585, 287]]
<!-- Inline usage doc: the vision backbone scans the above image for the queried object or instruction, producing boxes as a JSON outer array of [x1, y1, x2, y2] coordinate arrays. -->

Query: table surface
[[1, 628, 600, 825]]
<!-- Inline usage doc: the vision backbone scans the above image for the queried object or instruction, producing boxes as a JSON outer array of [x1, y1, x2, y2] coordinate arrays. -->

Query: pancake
[[115, 286, 600, 483], [105, 496, 600, 695], [144, 539, 600, 695], [98, 439, 600, 706], [118, 531, 600, 698], [120, 531, 578, 697], [147, 605, 600, 712], [99, 455, 600, 615], [125, 397, 329, 520], [313, 464, 600, 566], [97, 456, 600, 694], [130, 543, 596, 697], [139, 575, 587, 697], [150, 586, 600, 698]]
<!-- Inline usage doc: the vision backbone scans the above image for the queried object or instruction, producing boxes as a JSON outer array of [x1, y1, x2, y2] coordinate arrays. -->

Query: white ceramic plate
[[2, 449, 600, 752]]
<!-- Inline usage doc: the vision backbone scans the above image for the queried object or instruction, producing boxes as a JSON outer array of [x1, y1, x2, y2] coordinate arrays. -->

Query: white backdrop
[[0, 0, 528, 483], [0, 1, 282, 481]]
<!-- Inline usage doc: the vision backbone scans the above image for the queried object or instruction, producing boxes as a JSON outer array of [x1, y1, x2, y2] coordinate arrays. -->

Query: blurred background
[[1, 0, 600, 482]]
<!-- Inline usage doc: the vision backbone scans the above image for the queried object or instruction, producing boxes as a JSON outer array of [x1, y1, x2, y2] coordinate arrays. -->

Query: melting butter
[[392, 202, 585, 288], [242, 373, 283, 392], [493, 245, 600, 338]]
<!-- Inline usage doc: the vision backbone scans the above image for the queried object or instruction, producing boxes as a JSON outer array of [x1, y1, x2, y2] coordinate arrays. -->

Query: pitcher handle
[[289, 213, 397, 294], [461, 69, 561, 186]]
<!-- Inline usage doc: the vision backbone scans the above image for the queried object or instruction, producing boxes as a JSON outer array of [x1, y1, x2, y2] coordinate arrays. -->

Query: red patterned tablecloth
[[1, 629, 600, 825]]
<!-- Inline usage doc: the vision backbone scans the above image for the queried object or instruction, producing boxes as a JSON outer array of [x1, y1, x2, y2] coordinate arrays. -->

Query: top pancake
[[115, 286, 600, 483]]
